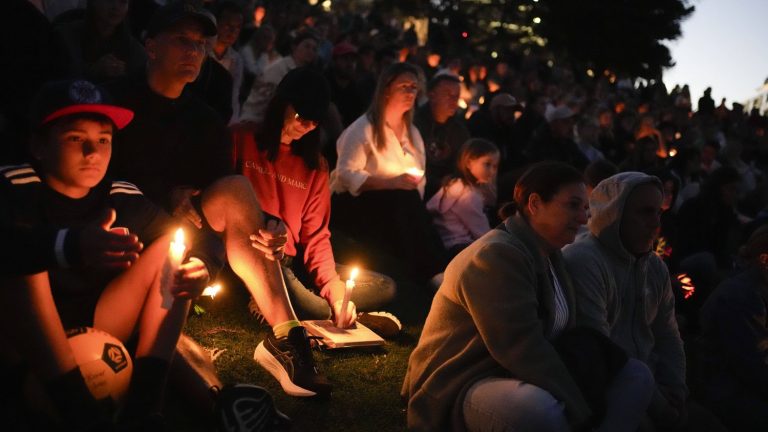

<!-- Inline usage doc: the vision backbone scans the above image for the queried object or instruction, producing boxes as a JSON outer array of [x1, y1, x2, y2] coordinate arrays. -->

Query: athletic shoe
[[214, 384, 291, 432], [253, 326, 331, 397], [357, 312, 402, 338]]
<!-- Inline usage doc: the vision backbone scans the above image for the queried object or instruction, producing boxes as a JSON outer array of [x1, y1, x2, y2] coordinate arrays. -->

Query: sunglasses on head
[[294, 112, 319, 128]]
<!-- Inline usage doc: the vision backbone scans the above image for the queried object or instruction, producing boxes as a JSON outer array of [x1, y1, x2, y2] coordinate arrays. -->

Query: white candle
[[339, 267, 358, 326], [163, 228, 186, 309]]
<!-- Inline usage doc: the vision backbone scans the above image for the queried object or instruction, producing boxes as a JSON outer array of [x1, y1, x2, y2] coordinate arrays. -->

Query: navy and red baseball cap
[[31, 80, 134, 129]]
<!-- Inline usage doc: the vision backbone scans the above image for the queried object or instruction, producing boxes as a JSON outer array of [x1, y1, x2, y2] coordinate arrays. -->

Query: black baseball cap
[[31, 80, 133, 129], [146, 2, 217, 39], [275, 67, 330, 122]]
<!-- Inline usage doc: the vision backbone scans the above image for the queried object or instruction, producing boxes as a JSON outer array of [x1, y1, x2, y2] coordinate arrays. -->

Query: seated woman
[[234, 66, 397, 331], [696, 224, 768, 431], [330, 62, 447, 284], [402, 162, 654, 431]]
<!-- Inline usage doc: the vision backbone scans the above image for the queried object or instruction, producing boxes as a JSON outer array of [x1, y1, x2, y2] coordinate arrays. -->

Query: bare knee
[[201, 175, 262, 231], [205, 175, 259, 203]]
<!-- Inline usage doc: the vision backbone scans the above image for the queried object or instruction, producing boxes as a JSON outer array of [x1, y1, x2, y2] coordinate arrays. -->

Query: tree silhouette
[[536, 0, 694, 78]]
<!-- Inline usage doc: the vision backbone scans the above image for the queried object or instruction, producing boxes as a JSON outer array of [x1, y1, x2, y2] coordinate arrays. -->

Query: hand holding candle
[[162, 228, 187, 309]]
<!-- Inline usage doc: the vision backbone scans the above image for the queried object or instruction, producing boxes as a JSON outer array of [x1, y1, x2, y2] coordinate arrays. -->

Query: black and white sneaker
[[253, 326, 331, 397], [214, 384, 291, 432]]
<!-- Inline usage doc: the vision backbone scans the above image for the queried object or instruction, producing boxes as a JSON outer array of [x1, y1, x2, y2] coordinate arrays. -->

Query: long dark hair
[[255, 93, 325, 171]]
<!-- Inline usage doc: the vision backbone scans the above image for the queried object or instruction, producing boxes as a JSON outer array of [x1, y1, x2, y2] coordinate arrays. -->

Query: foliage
[[536, 0, 694, 78]]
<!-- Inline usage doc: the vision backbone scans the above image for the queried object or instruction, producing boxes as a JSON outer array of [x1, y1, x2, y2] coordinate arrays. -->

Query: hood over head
[[588, 171, 662, 258]]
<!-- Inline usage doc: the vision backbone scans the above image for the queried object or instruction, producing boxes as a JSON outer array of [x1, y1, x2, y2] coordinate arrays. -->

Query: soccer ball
[[66, 327, 133, 402]]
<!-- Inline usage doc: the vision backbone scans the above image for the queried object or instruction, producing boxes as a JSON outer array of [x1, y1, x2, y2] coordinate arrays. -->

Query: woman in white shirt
[[330, 62, 447, 283]]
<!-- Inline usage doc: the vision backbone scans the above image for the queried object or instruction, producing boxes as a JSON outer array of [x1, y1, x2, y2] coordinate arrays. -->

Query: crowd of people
[[3, 0, 768, 431]]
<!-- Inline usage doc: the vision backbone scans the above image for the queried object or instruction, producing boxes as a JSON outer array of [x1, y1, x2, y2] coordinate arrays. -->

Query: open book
[[302, 320, 385, 349]]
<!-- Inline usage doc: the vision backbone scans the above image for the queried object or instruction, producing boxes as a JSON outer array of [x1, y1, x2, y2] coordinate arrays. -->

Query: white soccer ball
[[66, 327, 133, 402]]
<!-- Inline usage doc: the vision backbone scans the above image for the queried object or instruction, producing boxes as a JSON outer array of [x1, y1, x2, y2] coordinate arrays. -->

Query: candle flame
[[350, 267, 359, 282], [676, 273, 695, 299], [202, 284, 222, 299], [405, 167, 424, 178], [174, 228, 185, 245]]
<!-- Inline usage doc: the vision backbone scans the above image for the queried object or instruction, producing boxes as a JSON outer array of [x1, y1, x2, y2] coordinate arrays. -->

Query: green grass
[[167, 270, 432, 431]]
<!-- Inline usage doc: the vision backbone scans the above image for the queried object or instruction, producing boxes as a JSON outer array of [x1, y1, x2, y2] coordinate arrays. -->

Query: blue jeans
[[282, 263, 396, 320], [462, 359, 653, 432]]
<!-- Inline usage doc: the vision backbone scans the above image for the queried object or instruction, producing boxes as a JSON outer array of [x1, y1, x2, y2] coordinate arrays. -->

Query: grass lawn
[[167, 269, 433, 432]]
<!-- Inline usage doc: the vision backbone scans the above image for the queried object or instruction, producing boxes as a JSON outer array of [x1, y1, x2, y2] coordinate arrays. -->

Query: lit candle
[[163, 228, 186, 309], [405, 167, 424, 180], [339, 267, 358, 326], [202, 283, 222, 299]]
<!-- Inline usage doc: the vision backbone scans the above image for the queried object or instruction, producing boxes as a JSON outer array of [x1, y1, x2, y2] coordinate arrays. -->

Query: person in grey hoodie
[[563, 172, 724, 431]]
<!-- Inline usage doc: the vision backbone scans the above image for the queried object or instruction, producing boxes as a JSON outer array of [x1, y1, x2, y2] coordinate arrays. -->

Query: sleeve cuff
[[54, 229, 70, 268], [345, 171, 369, 196]]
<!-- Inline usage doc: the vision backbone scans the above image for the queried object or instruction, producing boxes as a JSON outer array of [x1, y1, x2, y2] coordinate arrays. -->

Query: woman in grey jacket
[[403, 162, 653, 431]]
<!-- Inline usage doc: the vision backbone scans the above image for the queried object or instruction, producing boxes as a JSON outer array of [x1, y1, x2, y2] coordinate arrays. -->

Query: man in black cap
[[107, 2, 332, 399]]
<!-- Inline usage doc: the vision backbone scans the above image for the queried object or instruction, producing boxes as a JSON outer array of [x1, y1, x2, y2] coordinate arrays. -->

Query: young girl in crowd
[[427, 138, 499, 258]]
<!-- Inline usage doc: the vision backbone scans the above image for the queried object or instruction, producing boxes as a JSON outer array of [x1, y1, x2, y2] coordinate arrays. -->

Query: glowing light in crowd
[[655, 237, 672, 259], [462, 31, 469, 38], [458, 98, 468, 109], [339, 268, 359, 325], [427, 54, 441, 68], [253, 6, 265, 26], [677, 274, 695, 300], [163, 228, 187, 309], [491, 51, 498, 59], [308, 0, 318, 5], [202, 284, 222, 299], [321, 0, 331, 12], [668, 148, 678, 157], [587, 69, 595, 78], [533, 17, 541, 24], [479, 96, 485, 105], [405, 167, 425, 179], [675, 132, 682, 140]]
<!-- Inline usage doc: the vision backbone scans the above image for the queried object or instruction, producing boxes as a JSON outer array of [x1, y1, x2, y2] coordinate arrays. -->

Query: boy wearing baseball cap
[[0, 79, 224, 430]]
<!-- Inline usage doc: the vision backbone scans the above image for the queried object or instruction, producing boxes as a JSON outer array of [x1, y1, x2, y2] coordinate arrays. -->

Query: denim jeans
[[462, 358, 654, 432], [282, 263, 396, 320]]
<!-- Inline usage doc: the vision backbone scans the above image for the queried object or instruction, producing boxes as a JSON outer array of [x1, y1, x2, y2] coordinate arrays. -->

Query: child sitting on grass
[[426, 138, 499, 258], [0, 79, 224, 430]]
